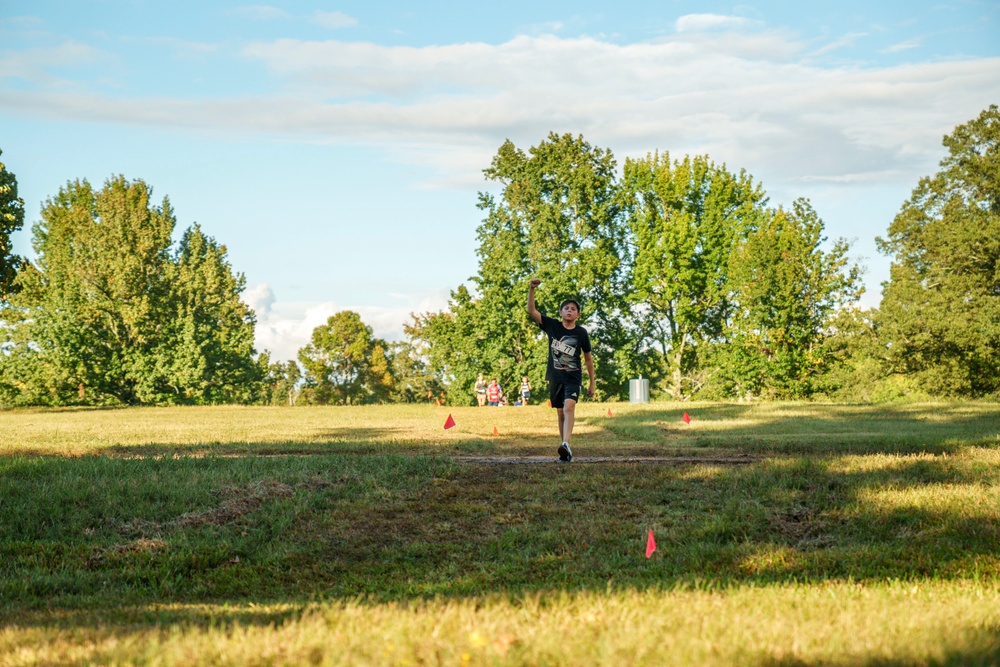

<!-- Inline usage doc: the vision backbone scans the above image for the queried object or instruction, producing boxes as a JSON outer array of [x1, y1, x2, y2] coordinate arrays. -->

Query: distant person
[[487, 379, 502, 407], [527, 279, 595, 462], [520, 376, 532, 406], [475, 373, 488, 407]]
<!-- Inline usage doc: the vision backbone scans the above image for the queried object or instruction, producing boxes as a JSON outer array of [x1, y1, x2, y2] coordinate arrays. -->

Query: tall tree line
[[1, 105, 996, 406], [411, 106, 998, 403], [409, 134, 864, 403]]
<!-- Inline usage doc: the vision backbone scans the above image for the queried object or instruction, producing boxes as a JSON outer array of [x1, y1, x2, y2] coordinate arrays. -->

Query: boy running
[[527, 279, 595, 462]]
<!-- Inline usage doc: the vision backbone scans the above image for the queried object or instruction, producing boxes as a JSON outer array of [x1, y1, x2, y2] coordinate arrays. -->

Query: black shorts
[[549, 382, 581, 409]]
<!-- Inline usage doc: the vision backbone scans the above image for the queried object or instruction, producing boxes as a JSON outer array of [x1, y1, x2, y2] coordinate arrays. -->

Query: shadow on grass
[[5, 603, 303, 630], [3, 447, 1000, 617], [1, 452, 999, 667], [2, 402, 999, 644], [0, 405, 131, 414], [1, 442, 496, 463]]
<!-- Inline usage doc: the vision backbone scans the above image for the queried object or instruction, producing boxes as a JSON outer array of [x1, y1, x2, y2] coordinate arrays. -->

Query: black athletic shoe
[[557, 442, 573, 462]]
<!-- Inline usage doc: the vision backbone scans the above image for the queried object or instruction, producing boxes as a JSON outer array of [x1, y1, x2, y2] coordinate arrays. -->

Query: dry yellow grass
[[0, 403, 603, 456], [3, 581, 999, 666], [5, 400, 996, 457]]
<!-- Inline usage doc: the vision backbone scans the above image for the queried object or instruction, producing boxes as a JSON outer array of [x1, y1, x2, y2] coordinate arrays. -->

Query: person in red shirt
[[486, 379, 502, 406]]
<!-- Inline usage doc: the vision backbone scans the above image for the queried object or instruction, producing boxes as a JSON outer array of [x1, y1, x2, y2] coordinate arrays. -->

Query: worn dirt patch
[[118, 478, 295, 538]]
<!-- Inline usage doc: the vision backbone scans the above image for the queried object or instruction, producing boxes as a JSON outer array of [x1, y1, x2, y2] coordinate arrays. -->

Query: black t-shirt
[[537, 314, 591, 384]]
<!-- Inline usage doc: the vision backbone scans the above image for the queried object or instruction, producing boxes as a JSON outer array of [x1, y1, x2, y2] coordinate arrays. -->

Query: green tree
[[412, 133, 626, 403], [259, 355, 302, 405], [621, 153, 769, 399], [719, 199, 863, 399], [0, 149, 25, 301], [875, 105, 1000, 396], [151, 224, 261, 403], [389, 338, 444, 404], [298, 310, 394, 405], [0, 176, 261, 405], [1, 177, 174, 404], [404, 303, 475, 405], [812, 306, 891, 402], [409, 133, 866, 403]]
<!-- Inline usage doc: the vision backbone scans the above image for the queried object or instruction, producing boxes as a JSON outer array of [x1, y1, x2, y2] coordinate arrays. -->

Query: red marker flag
[[444, 414, 456, 430], [682, 411, 691, 424], [646, 530, 657, 558], [493, 426, 499, 436], [607, 408, 613, 417]]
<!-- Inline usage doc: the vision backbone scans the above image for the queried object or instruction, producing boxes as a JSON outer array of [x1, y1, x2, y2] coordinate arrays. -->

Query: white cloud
[[4, 25, 998, 317], [0, 40, 109, 84], [675, 14, 758, 33], [312, 11, 359, 29], [882, 38, 922, 54], [2, 32, 998, 196], [245, 285, 450, 361], [239, 32, 804, 98], [243, 282, 276, 316], [809, 32, 868, 57]]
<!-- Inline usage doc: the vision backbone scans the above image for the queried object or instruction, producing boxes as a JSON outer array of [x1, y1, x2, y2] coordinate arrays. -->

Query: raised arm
[[527, 279, 542, 325]]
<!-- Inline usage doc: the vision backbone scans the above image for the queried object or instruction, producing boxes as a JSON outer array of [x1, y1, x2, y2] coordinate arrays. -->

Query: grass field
[[2, 401, 1000, 665]]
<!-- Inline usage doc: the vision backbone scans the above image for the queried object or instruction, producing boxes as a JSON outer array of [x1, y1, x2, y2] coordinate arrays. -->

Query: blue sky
[[2, 1, 999, 360]]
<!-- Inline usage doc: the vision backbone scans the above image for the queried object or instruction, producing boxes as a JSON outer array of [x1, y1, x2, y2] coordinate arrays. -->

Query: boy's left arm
[[584, 352, 596, 398]]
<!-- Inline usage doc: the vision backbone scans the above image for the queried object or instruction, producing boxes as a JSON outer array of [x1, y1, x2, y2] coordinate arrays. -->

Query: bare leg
[[562, 399, 577, 444], [556, 408, 565, 441]]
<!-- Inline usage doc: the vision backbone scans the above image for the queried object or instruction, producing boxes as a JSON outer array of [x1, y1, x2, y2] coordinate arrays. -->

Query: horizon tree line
[[1, 105, 997, 406]]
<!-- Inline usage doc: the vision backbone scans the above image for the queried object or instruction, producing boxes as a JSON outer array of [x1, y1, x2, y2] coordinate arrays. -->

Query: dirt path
[[452, 455, 760, 465]]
